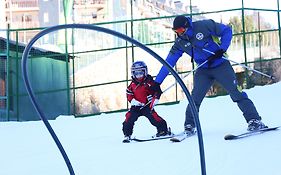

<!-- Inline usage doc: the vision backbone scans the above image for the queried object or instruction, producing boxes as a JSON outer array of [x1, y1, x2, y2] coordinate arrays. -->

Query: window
[[44, 13, 49, 23]]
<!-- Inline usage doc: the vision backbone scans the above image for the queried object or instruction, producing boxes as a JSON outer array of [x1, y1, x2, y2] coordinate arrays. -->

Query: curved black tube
[[21, 24, 206, 175]]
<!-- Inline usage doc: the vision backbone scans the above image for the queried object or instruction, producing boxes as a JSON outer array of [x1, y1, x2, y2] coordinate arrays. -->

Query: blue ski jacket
[[155, 18, 233, 84]]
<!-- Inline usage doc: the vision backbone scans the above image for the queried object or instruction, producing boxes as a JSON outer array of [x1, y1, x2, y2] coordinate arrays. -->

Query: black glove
[[207, 49, 225, 67], [150, 82, 162, 97], [147, 94, 160, 110]]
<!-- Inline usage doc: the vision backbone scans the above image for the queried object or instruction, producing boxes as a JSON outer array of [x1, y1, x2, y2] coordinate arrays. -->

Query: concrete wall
[[38, 0, 60, 27]]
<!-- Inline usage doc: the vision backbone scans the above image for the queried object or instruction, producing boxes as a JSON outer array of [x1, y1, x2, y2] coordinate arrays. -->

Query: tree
[[229, 15, 255, 34]]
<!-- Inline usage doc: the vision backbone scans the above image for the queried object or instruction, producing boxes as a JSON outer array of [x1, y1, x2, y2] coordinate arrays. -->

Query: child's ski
[[131, 134, 175, 142]]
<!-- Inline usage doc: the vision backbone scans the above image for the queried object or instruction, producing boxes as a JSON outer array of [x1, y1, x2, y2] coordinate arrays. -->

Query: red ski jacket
[[126, 75, 160, 104]]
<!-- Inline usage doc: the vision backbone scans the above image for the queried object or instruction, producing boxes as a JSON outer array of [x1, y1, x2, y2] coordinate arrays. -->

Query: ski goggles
[[173, 27, 186, 36], [134, 70, 145, 78]]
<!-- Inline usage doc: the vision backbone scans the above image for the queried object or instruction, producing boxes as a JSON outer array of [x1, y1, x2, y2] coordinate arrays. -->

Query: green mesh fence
[[0, 57, 6, 121], [1, 3, 281, 121]]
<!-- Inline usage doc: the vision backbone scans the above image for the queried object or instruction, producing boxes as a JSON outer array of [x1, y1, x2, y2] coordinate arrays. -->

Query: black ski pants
[[185, 60, 261, 127], [123, 106, 168, 136]]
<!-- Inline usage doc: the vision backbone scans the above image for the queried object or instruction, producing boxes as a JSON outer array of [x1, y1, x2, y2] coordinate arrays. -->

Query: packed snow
[[0, 82, 281, 175]]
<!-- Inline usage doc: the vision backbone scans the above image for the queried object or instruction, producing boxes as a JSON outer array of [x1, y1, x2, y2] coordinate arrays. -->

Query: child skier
[[122, 61, 170, 143]]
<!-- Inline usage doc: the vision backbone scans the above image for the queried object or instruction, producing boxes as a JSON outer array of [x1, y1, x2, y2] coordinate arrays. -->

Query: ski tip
[[170, 138, 181, 142], [122, 139, 131, 143], [267, 126, 280, 130], [224, 134, 237, 140]]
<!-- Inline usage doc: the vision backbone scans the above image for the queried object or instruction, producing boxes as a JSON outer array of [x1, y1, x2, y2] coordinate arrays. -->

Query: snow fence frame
[[21, 24, 207, 175]]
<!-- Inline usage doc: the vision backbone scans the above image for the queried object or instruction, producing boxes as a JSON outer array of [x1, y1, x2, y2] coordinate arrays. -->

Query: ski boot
[[156, 127, 172, 137], [184, 124, 196, 136], [122, 135, 131, 143], [247, 119, 268, 131]]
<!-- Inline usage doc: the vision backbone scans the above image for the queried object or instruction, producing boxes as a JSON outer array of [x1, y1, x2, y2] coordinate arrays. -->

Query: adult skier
[[152, 15, 267, 136]]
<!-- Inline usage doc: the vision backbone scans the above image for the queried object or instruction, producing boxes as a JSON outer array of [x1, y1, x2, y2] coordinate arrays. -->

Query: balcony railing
[[74, 0, 105, 5], [8, 0, 38, 9]]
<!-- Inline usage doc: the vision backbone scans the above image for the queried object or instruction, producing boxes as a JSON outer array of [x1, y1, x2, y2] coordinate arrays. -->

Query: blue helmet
[[131, 61, 148, 81]]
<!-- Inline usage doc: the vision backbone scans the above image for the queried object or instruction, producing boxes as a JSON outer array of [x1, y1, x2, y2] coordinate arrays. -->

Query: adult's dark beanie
[[173, 15, 190, 30]]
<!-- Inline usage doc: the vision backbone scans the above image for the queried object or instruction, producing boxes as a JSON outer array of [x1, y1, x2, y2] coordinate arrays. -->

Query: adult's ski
[[224, 126, 279, 140], [170, 131, 196, 142]]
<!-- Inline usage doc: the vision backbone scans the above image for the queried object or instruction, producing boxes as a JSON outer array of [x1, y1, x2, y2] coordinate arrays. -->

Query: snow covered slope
[[0, 82, 280, 175]]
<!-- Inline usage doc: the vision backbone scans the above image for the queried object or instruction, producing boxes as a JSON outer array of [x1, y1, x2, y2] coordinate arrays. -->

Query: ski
[[224, 126, 279, 140], [131, 134, 176, 142], [170, 131, 196, 142]]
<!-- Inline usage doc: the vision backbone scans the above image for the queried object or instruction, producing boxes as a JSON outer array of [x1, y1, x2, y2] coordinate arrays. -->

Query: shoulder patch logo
[[196, 33, 204, 40]]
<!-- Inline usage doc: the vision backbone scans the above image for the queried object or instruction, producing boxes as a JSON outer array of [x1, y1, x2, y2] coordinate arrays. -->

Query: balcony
[[6, 0, 39, 10], [74, 0, 105, 5]]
